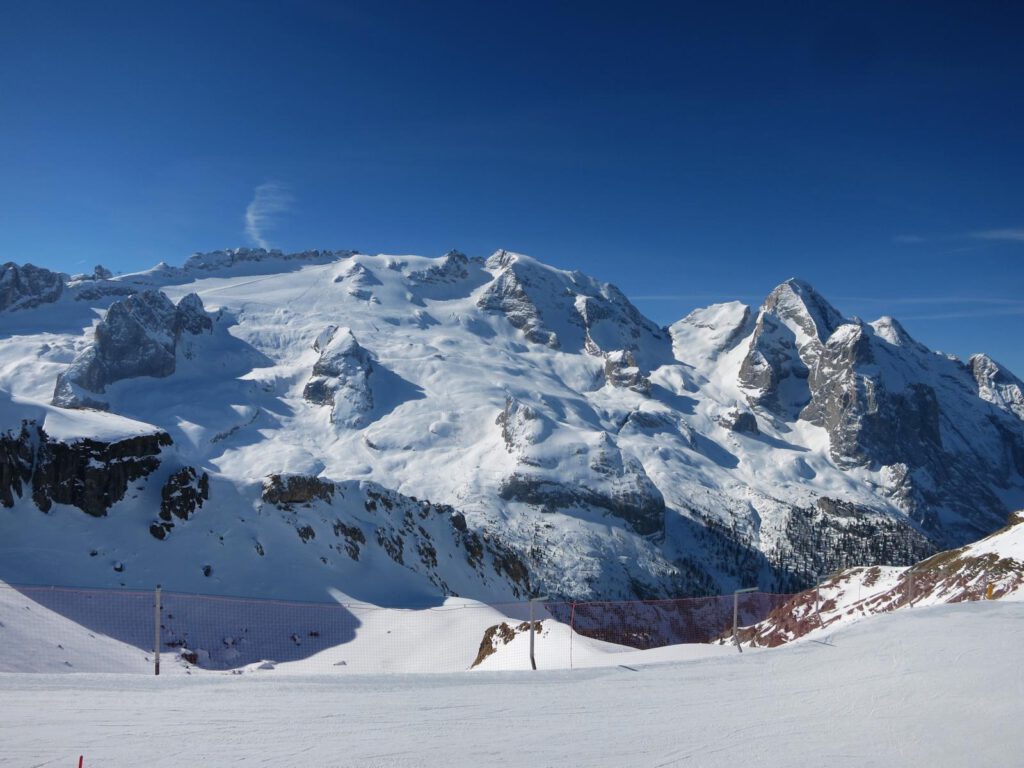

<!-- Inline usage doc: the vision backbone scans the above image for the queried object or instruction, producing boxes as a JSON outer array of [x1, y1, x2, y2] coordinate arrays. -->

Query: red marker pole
[[78, 757, 83, 768]]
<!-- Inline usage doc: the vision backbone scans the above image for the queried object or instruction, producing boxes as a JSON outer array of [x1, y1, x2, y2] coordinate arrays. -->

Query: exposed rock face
[[408, 250, 471, 285], [52, 291, 212, 409], [1, 422, 170, 517], [151, 467, 210, 539], [801, 322, 940, 469], [259, 475, 533, 598], [477, 264, 557, 347], [0, 262, 65, 312], [603, 350, 650, 393], [729, 280, 1024, 548], [796, 316, 1023, 541], [302, 326, 374, 428], [738, 279, 844, 417], [31, 432, 171, 517], [478, 250, 669, 366], [971, 354, 1024, 421], [262, 474, 336, 506], [0, 424, 36, 507]]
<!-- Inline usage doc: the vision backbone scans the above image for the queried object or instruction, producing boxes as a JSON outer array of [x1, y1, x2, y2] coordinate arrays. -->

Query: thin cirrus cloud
[[894, 228, 1024, 245], [244, 182, 293, 250], [971, 228, 1024, 242]]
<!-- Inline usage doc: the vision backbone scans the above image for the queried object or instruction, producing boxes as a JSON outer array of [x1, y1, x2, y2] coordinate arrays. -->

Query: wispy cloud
[[899, 305, 1024, 321], [834, 295, 1022, 306], [894, 227, 1024, 246], [971, 228, 1024, 242], [244, 182, 292, 249]]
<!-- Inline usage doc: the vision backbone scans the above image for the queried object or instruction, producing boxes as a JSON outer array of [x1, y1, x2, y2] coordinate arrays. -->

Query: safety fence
[[0, 583, 796, 675]]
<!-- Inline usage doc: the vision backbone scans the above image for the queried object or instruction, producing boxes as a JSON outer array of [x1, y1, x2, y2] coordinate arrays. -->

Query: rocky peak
[[870, 316, 917, 348], [478, 250, 667, 365], [762, 278, 844, 343], [739, 279, 844, 417], [0, 262, 65, 312], [52, 291, 212, 409]]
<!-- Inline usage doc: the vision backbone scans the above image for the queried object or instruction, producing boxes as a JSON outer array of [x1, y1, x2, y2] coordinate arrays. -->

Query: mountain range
[[2, 248, 1022, 603]]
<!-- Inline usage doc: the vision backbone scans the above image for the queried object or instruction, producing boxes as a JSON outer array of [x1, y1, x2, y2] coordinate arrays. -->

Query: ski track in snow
[[0, 602, 1020, 767]]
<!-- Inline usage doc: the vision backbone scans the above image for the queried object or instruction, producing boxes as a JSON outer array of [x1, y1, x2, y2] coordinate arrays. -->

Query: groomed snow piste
[[1, 601, 1020, 768]]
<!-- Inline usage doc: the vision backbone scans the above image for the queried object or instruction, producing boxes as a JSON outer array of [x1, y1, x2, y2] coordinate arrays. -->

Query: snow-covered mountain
[[1, 249, 1022, 603]]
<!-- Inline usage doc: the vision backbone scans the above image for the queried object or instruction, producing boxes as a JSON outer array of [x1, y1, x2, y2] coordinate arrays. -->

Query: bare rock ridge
[[52, 290, 212, 409]]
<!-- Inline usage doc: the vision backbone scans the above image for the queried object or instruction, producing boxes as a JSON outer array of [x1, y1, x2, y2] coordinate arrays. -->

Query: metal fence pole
[[154, 585, 161, 676], [814, 574, 827, 629], [732, 587, 758, 653], [529, 595, 549, 670]]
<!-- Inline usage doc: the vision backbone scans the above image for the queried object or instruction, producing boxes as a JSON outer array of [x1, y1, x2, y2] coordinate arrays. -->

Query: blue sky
[[1, 1, 1022, 372]]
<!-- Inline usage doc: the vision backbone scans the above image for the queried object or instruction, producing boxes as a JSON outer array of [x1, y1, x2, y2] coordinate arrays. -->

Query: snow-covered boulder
[[302, 326, 374, 428]]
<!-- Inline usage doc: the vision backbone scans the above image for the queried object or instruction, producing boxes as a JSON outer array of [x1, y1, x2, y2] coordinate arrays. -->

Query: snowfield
[[1, 602, 1021, 767]]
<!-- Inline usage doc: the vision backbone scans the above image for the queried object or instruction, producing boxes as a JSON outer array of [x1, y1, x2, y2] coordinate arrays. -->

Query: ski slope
[[1, 601, 1020, 767]]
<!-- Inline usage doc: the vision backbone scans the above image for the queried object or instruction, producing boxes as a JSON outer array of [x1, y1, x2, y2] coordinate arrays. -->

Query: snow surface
[[1, 602, 1020, 767]]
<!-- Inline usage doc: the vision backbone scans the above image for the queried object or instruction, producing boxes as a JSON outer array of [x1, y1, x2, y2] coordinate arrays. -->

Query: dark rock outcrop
[[0, 262, 65, 312], [1, 422, 171, 517], [262, 474, 336, 506], [151, 467, 210, 539], [0, 424, 36, 507]]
